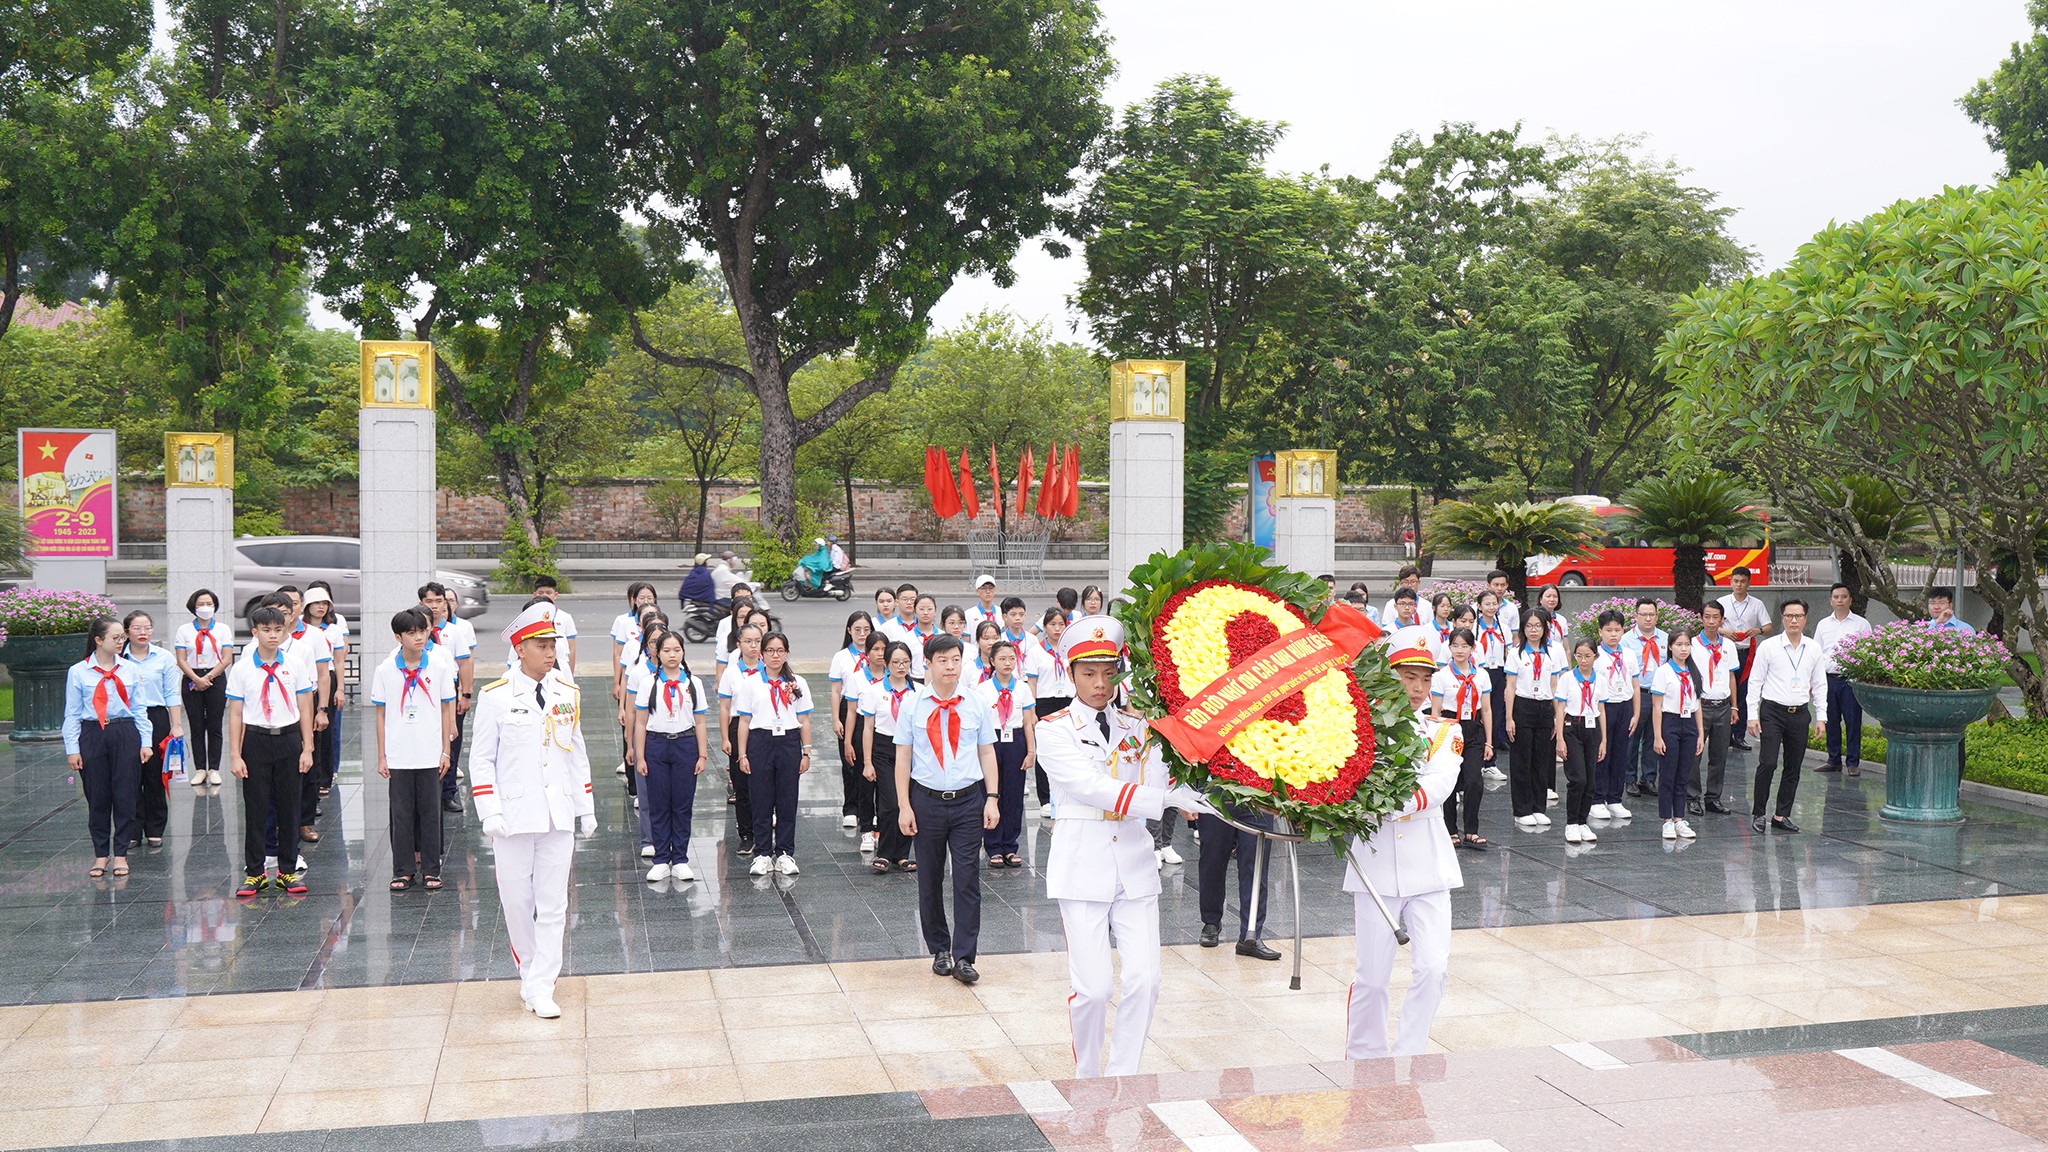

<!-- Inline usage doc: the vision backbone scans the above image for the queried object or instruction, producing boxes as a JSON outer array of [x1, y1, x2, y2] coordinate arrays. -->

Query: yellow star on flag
[[37, 441, 57, 460]]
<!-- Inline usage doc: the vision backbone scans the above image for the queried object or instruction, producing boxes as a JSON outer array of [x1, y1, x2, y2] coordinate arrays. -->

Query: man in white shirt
[[1717, 567, 1771, 750], [1746, 598, 1827, 834], [1811, 583, 1872, 778], [1380, 564, 1423, 627]]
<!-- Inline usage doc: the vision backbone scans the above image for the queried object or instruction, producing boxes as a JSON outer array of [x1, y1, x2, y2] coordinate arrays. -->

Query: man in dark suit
[[1197, 801, 1280, 959]]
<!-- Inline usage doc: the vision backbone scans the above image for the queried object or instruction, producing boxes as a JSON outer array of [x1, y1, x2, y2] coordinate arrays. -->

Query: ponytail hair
[[84, 616, 120, 659]]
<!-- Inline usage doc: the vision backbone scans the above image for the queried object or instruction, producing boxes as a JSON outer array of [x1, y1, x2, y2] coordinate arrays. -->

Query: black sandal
[[1001, 854, 1023, 868], [422, 875, 444, 891], [870, 859, 892, 874], [390, 876, 414, 892], [1464, 834, 1490, 851], [899, 859, 916, 873]]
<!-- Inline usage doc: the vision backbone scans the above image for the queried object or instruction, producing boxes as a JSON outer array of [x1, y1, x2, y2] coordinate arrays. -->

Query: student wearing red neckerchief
[[1553, 638, 1608, 845], [895, 634, 1000, 985], [828, 612, 877, 834], [225, 606, 316, 897], [1503, 610, 1562, 830], [63, 618, 153, 879], [174, 588, 234, 787], [633, 629, 709, 884], [734, 632, 814, 877], [1650, 630, 1707, 842], [974, 640, 1037, 869], [1429, 627, 1493, 850], [372, 607, 457, 892], [859, 640, 918, 873], [1688, 604, 1740, 815]]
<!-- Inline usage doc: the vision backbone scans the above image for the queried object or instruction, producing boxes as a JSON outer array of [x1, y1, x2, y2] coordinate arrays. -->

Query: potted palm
[[1615, 473, 1765, 613], [1831, 622, 2008, 823], [1425, 500, 1601, 605], [0, 588, 119, 742]]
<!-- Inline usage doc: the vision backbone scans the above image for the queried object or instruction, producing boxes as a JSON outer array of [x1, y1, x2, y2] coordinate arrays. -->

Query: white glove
[[1167, 784, 1216, 817], [578, 814, 598, 836], [481, 816, 509, 840]]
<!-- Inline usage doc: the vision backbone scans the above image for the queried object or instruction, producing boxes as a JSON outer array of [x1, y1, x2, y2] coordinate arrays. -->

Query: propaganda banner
[[18, 428, 117, 559]]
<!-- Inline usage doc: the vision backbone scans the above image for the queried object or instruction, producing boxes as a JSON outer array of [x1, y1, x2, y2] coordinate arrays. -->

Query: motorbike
[[781, 568, 854, 602], [680, 599, 728, 643]]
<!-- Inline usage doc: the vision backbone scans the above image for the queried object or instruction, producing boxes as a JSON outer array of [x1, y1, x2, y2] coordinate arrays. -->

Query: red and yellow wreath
[[1117, 544, 1424, 844]]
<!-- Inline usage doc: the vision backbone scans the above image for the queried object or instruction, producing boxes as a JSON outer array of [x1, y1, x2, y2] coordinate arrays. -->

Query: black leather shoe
[[1625, 782, 1645, 797], [1705, 800, 1732, 815], [1235, 939, 1282, 961], [1772, 817, 1802, 833], [1687, 800, 1705, 816], [441, 798, 464, 814], [932, 953, 955, 976], [1817, 761, 1843, 773], [1199, 924, 1222, 948], [1751, 816, 1767, 833], [953, 961, 980, 985], [1731, 739, 1753, 751]]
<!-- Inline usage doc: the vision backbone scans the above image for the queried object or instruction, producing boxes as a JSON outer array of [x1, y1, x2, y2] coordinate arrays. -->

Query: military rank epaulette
[[482, 677, 512, 693]]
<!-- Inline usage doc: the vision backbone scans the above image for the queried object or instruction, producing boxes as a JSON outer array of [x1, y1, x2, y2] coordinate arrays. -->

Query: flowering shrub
[[1420, 578, 1491, 611], [1834, 622, 2010, 691], [0, 587, 118, 638], [1569, 595, 1703, 641]]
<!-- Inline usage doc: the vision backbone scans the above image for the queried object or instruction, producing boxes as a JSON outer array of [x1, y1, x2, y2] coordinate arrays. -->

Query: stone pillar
[[164, 487, 234, 626], [1107, 360, 1186, 590], [358, 342, 438, 650], [1271, 449, 1338, 577]]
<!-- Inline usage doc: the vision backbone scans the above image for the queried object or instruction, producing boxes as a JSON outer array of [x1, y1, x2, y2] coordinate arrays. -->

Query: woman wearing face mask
[[174, 589, 233, 786]]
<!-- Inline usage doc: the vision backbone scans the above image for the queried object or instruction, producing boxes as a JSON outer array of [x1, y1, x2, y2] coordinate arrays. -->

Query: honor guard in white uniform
[[1344, 626, 1465, 1059], [470, 603, 597, 1019], [1039, 615, 1209, 1079]]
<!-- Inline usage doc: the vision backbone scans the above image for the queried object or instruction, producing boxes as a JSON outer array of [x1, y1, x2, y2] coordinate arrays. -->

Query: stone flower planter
[[1849, 681, 1997, 824], [0, 632, 88, 743]]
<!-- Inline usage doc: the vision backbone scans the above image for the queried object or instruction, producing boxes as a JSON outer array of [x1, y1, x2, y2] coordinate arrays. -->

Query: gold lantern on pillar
[[359, 340, 436, 409], [1109, 360, 1185, 422], [1274, 449, 1336, 497]]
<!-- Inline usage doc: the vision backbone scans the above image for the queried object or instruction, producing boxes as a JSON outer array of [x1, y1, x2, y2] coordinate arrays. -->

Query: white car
[[233, 535, 488, 620]]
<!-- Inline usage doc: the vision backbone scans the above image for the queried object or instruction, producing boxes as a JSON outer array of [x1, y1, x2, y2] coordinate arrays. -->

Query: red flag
[[924, 446, 961, 518], [1063, 443, 1081, 517], [1015, 444, 1034, 519], [957, 447, 979, 519], [1038, 446, 1061, 518]]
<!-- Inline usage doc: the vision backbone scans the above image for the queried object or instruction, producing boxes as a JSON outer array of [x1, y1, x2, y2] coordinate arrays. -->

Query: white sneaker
[[1662, 820, 1679, 840], [1565, 825, 1583, 843], [531, 995, 562, 1019], [1580, 825, 1598, 842], [1589, 803, 1611, 820], [1155, 850, 1165, 868], [190, 773, 208, 789], [615, 761, 628, 776], [208, 769, 223, 785], [859, 832, 877, 854], [672, 863, 694, 882], [1482, 765, 1507, 780], [296, 856, 309, 873], [1547, 789, 1559, 802], [1677, 820, 1697, 839], [1160, 846, 1183, 866], [645, 863, 671, 883], [1608, 803, 1632, 819], [842, 815, 859, 829], [749, 855, 773, 877], [1516, 814, 1542, 828], [264, 855, 278, 871], [775, 854, 800, 876], [639, 843, 656, 859], [1533, 813, 1551, 826]]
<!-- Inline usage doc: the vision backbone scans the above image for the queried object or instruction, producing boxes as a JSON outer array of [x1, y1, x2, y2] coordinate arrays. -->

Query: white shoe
[[615, 762, 628, 776], [1547, 789, 1559, 802], [749, 855, 773, 877], [1662, 820, 1679, 840], [645, 863, 671, 883], [639, 843, 656, 858], [1608, 804, 1632, 819], [1160, 846, 1183, 866], [859, 832, 877, 854], [1564, 825, 1583, 843], [530, 995, 561, 1019], [191, 773, 208, 789], [1516, 814, 1542, 828], [1677, 820, 1697, 839], [1155, 850, 1165, 868], [775, 854, 800, 876], [296, 856, 308, 873], [1580, 825, 1597, 842], [672, 863, 694, 882], [208, 769, 224, 785], [1482, 765, 1507, 780], [842, 814, 859, 829], [264, 855, 278, 871], [1589, 803, 1611, 820], [1533, 813, 1551, 826]]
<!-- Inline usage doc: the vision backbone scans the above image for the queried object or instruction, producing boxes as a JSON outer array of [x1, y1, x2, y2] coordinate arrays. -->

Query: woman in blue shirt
[[64, 618, 153, 877], [120, 611, 185, 848]]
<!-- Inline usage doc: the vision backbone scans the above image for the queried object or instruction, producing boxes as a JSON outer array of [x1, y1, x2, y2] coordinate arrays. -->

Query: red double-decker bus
[[1525, 497, 1772, 588]]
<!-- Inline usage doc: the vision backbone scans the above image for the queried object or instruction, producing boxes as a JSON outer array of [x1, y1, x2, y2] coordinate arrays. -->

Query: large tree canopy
[[608, 0, 1111, 539], [1962, 0, 2048, 174], [1661, 172, 2048, 716]]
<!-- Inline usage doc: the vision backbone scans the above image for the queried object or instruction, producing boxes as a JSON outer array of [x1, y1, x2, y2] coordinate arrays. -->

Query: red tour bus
[[1525, 496, 1772, 588]]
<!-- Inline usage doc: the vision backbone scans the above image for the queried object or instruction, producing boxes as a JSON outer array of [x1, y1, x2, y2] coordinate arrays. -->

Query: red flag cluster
[[924, 445, 1079, 520]]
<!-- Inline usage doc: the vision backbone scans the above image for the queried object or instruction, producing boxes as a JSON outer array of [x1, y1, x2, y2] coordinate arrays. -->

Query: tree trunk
[[1838, 547, 1868, 616], [496, 454, 545, 550], [693, 477, 711, 552], [843, 469, 858, 564], [1499, 550, 1529, 606], [755, 386, 799, 541], [1672, 544, 1706, 614], [1411, 487, 1432, 577]]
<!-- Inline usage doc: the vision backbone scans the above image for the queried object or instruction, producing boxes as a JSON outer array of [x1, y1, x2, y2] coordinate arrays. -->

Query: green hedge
[[1858, 719, 2048, 796]]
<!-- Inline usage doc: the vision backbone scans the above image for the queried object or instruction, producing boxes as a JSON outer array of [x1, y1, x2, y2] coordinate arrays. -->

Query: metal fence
[[965, 527, 1051, 592]]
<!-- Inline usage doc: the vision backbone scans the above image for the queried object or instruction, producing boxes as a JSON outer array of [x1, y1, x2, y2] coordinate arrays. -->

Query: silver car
[[232, 535, 488, 620]]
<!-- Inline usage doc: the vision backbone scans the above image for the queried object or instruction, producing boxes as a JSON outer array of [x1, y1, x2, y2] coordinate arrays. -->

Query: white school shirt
[[1026, 637, 1074, 698], [1427, 621, 1456, 666], [623, 654, 661, 701], [1648, 660, 1701, 719], [1746, 634, 1829, 724], [443, 616, 477, 662], [314, 618, 348, 657], [1505, 644, 1562, 701], [175, 618, 232, 673], [1811, 611, 1871, 676], [1429, 663, 1490, 722], [974, 673, 1036, 740], [1717, 592, 1770, 651], [225, 649, 315, 727], [1591, 643, 1638, 705], [241, 631, 327, 687], [1473, 617, 1510, 670], [734, 673, 813, 735], [1556, 668, 1602, 728], [898, 624, 940, 679], [859, 676, 918, 739], [1690, 634, 1737, 701], [1381, 604, 1423, 634], [827, 644, 865, 686], [718, 657, 768, 702], [369, 648, 456, 770], [635, 671, 707, 735], [610, 611, 643, 648], [965, 603, 1002, 630]]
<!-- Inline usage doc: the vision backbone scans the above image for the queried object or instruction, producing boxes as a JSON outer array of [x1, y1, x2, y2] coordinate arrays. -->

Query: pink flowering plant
[[1569, 596, 1703, 642], [0, 587, 119, 639], [1833, 622, 2010, 692], [1420, 578, 1492, 611]]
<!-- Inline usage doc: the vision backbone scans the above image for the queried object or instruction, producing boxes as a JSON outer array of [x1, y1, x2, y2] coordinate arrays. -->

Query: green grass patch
[[1859, 719, 2048, 796], [0, 684, 10, 724]]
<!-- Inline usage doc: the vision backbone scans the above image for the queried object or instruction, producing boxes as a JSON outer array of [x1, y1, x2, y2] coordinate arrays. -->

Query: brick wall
[[113, 478, 1413, 543]]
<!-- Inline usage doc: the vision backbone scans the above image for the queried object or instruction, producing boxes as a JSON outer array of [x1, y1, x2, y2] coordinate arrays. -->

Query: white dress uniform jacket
[[1343, 714, 1466, 899], [469, 668, 596, 834], [1038, 701, 1179, 903]]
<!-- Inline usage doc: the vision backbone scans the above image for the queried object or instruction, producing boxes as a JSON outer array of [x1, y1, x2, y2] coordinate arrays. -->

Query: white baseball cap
[[973, 574, 997, 588]]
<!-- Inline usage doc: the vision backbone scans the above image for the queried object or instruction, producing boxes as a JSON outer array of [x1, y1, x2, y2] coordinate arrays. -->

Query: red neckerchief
[[992, 675, 1016, 727], [193, 619, 219, 658], [1700, 635, 1724, 680], [662, 672, 686, 717], [1575, 667, 1596, 712], [1641, 631, 1660, 666], [1436, 621, 1452, 644], [1523, 645, 1544, 682], [1450, 663, 1480, 720], [770, 678, 793, 715], [861, 663, 885, 685], [1478, 619, 1503, 656], [1046, 640, 1067, 680], [398, 655, 429, 710], [1670, 659, 1693, 714], [925, 695, 962, 762], [887, 681, 911, 721], [1601, 643, 1626, 683], [91, 661, 128, 726], [255, 652, 288, 719]]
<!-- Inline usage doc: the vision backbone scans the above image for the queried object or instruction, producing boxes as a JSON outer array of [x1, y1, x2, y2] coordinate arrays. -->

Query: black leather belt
[[247, 723, 296, 736], [912, 780, 985, 801], [650, 730, 695, 741]]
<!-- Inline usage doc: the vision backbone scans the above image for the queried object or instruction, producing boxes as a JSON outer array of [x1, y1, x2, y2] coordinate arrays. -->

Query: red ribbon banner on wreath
[[1149, 601, 1382, 763]]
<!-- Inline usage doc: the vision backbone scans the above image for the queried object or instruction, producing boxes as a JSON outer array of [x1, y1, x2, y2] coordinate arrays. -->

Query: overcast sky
[[931, 0, 2034, 342]]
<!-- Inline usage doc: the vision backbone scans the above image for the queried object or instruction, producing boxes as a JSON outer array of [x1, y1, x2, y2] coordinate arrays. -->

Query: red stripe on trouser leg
[[510, 942, 521, 966], [1069, 991, 1078, 1064]]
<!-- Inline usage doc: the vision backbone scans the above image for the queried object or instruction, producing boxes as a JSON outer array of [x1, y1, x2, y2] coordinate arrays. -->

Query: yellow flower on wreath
[[1159, 585, 1359, 789]]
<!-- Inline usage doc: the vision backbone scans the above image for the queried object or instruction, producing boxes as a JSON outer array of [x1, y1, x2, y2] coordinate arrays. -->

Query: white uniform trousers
[[1345, 888, 1451, 1060], [494, 828, 575, 1000], [1059, 886, 1162, 1078]]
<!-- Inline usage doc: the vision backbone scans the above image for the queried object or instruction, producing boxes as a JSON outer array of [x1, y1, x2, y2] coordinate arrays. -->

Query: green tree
[[1961, 1, 2048, 173], [794, 358, 912, 561], [1615, 473, 1764, 612], [1808, 477, 1932, 616], [1425, 500, 1601, 604], [1661, 172, 2048, 716], [608, 0, 1110, 542]]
